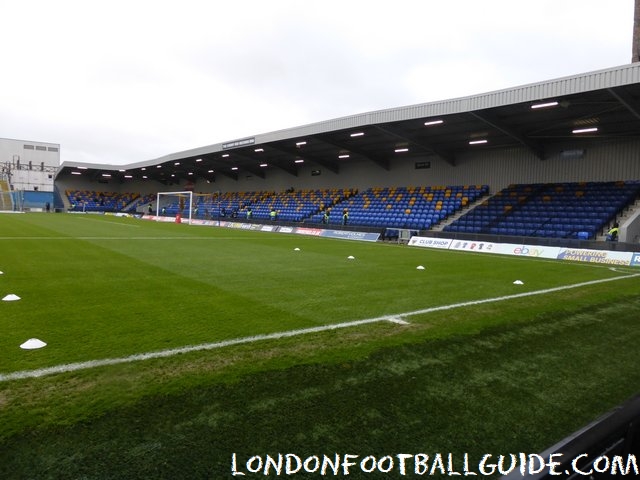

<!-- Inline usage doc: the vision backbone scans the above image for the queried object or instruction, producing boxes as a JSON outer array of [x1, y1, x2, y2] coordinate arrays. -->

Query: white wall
[[1, 138, 60, 192], [10, 169, 56, 192]]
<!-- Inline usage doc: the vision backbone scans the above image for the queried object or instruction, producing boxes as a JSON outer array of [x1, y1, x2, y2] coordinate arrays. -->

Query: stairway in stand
[[0, 180, 13, 210]]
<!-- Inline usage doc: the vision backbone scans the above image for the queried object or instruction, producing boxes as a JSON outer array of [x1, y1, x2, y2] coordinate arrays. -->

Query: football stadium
[[2, 56, 640, 480]]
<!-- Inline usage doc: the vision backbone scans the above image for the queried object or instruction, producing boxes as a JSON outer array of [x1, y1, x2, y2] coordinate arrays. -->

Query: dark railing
[[501, 394, 640, 479]]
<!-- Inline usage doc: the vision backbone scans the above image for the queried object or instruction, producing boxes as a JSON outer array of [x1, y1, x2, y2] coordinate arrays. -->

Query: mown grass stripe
[[1, 272, 637, 383]]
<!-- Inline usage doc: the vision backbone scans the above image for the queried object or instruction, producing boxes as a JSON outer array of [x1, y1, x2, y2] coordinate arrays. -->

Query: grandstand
[[153, 185, 489, 229], [55, 180, 640, 248], [444, 181, 640, 240], [61, 179, 640, 243], [53, 63, 640, 247], [65, 190, 141, 213]]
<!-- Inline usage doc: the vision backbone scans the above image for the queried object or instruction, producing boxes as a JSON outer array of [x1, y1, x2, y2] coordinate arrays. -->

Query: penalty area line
[[1, 272, 638, 383]]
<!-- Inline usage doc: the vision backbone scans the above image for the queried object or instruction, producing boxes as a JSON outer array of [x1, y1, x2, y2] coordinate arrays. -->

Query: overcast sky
[[0, 0, 635, 166]]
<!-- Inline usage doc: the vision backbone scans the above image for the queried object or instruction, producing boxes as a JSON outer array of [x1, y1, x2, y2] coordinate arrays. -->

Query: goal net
[[156, 191, 194, 224]]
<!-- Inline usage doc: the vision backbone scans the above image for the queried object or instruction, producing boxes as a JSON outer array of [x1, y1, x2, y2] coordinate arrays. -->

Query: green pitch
[[1, 213, 639, 478]]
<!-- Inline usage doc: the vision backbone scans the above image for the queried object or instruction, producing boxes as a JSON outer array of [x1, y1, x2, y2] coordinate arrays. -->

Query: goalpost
[[156, 191, 193, 224]]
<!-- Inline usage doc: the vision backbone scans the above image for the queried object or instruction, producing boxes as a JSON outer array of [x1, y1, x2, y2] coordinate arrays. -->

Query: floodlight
[[572, 127, 598, 134], [531, 101, 559, 109]]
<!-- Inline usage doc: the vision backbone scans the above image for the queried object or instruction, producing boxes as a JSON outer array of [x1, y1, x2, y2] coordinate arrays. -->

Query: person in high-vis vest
[[270, 208, 277, 221]]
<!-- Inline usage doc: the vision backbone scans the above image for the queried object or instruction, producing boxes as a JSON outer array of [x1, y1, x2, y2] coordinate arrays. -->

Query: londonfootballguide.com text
[[231, 452, 639, 476]]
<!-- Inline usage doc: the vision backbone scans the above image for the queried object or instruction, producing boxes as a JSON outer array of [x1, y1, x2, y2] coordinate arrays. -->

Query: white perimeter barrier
[[408, 236, 640, 267]]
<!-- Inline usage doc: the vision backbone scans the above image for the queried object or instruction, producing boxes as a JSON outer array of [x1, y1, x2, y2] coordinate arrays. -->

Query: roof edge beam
[[255, 145, 298, 176], [607, 87, 640, 121], [217, 170, 239, 181], [374, 125, 456, 166], [270, 143, 339, 174], [316, 135, 390, 171], [272, 163, 298, 177], [241, 166, 266, 179], [469, 111, 546, 160]]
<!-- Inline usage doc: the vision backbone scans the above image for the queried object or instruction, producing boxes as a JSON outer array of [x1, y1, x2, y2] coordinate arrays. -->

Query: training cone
[[513, 280, 524, 285], [2, 294, 21, 301], [347, 255, 355, 260], [294, 247, 300, 251], [416, 265, 425, 270], [20, 338, 47, 350]]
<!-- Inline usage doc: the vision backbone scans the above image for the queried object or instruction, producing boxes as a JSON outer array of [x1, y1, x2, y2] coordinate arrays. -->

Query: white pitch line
[[387, 272, 640, 318], [0, 318, 384, 382], [1, 272, 638, 383], [387, 318, 410, 325], [0, 236, 253, 241]]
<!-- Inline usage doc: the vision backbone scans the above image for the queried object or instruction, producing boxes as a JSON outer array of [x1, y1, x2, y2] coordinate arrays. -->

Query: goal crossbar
[[156, 191, 193, 224]]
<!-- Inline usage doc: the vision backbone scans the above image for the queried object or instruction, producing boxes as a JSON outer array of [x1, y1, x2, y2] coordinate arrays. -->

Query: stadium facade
[[54, 62, 640, 195]]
